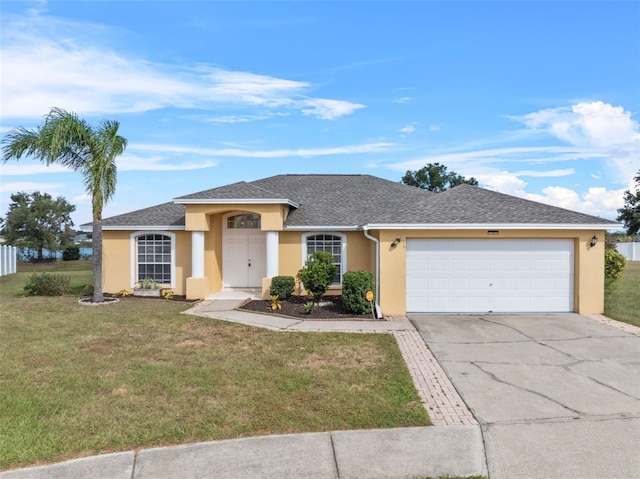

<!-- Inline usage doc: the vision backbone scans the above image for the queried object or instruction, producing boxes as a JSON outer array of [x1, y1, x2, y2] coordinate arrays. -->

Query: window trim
[[130, 231, 176, 288], [301, 232, 347, 286]]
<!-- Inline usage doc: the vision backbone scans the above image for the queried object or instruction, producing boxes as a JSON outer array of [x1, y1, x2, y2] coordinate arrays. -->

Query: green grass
[[0, 261, 430, 470], [604, 261, 640, 327]]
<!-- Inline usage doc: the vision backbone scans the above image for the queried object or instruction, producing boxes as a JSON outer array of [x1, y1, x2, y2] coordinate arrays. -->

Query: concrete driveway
[[409, 313, 640, 479]]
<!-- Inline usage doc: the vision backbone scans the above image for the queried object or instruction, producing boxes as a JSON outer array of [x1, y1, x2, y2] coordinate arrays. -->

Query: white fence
[[617, 242, 640, 261], [0, 245, 18, 276]]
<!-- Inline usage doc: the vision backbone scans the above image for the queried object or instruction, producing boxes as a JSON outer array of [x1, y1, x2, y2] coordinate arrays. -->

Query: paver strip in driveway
[[394, 331, 477, 426], [409, 313, 640, 479]]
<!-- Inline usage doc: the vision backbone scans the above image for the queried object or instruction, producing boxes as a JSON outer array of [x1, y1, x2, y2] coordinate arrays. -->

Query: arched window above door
[[226, 213, 261, 229]]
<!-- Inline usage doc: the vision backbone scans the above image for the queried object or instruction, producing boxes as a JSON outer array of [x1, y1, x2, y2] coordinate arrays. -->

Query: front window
[[136, 233, 172, 284], [303, 233, 345, 285]]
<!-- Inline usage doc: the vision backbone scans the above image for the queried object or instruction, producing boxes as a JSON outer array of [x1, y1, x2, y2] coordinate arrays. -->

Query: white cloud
[[393, 97, 413, 104], [428, 124, 440, 131], [399, 123, 416, 135], [512, 101, 640, 184], [300, 98, 365, 120], [1, 163, 69, 175], [517, 101, 640, 148], [514, 168, 575, 178], [115, 154, 217, 172], [129, 141, 393, 160], [0, 181, 65, 192], [0, 13, 364, 121]]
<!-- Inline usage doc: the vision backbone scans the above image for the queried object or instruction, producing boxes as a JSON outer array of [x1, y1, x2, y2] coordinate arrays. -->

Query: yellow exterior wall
[[104, 225, 606, 314], [378, 229, 607, 316], [184, 204, 285, 231], [102, 230, 191, 296]]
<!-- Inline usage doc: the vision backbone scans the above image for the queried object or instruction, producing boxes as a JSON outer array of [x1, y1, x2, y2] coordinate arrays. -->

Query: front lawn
[[604, 260, 640, 327], [0, 261, 430, 470]]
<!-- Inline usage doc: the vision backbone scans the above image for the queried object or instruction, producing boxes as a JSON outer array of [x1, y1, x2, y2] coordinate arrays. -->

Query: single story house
[[92, 174, 617, 315]]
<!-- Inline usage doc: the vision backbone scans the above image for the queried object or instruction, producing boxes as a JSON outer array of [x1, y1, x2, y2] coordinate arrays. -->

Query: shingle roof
[[175, 181, 288, 201], [94, 174, 618, 229], [370, 184, 618, 225], [100, 202, 185, 228], [251, 174, 434, 226]]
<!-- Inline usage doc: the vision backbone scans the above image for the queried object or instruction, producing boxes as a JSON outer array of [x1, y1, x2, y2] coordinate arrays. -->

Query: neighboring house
[[90, 174, 618, 315]]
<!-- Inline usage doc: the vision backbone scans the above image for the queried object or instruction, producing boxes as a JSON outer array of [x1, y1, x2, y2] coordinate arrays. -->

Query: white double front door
[[222, 229, 266, 288]]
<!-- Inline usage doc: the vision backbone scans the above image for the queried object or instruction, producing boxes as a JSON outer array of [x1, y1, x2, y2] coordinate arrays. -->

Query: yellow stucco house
[[94, 174, 617, 316]]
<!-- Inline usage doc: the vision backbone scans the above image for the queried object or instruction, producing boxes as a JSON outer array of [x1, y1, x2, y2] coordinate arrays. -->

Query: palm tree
[[2, 108, 127, 302]]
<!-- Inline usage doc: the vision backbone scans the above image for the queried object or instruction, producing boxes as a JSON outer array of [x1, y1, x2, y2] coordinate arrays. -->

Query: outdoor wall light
[[391, 238, 401, 248], [590, 235, 598, 247]]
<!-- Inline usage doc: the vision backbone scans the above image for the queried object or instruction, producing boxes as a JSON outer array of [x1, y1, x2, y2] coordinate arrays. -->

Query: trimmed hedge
[[270, 275, 295, 299], [342, 270, 376, 315]]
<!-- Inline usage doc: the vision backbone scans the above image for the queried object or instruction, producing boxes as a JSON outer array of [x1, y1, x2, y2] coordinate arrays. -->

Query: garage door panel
[[406, 239, 574, 313]]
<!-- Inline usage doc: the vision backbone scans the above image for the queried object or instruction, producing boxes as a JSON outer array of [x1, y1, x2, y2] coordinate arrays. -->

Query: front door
[[222, 213, 266, 288]]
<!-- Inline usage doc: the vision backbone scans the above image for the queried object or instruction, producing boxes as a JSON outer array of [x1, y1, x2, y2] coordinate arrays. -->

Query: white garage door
[[406, 239, 574, 313]]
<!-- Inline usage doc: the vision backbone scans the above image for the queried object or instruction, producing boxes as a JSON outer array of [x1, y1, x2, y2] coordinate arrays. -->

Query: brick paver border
[[394, 331, 477, 426], [586, 314, 640, 337]]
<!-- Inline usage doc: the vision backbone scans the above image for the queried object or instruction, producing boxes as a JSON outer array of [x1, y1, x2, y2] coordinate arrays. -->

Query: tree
[[2, 108, 127, 302], [0, 192, 75, 261], [617, 169, 640, 235], [402, 162, 478, 192]]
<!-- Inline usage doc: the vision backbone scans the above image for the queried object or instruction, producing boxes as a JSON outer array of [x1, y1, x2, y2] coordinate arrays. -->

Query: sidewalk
[[1, 300, 487, 479], [0, 427, 486, 479]]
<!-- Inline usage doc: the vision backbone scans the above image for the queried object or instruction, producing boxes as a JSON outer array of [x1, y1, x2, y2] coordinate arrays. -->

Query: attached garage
[[406, 238, 574, 313]]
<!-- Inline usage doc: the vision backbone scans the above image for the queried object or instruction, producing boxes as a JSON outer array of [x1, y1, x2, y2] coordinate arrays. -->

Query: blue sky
[[1, 0, 639, 226]]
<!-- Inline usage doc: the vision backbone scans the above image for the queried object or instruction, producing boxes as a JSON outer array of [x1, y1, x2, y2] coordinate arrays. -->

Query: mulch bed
[[239, 295, 379, 321]]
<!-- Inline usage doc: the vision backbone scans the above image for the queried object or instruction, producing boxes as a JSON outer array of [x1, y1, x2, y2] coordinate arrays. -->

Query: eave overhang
[[363, 223, 622, 230], [173, 198, 299, 208]]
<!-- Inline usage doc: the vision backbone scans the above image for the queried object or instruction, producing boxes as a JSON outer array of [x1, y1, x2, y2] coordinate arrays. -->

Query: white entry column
[[191, 230, 205, 278], [266, 231, 279, 278]]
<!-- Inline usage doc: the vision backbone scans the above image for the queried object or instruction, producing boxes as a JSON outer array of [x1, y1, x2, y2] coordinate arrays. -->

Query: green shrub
[[24, 272, 71, 296], [342, 270, 376, 314], [605, 248, 627, 288], [269, 276, 295, 300], [299, 251, 337, 303], [62, 246, 81, 261]]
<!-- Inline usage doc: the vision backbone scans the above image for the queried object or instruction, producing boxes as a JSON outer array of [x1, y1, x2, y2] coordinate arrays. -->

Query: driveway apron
[[409, 313, 640, 479]]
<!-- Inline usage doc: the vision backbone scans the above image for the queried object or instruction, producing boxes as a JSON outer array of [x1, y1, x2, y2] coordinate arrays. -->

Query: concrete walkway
[[1, 300, 487, 479]]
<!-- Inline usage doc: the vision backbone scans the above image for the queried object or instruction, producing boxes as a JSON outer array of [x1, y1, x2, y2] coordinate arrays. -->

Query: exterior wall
[[184, 204, 286, 231], [277, 230, 375, 296], [105, 223, 606, 314], [378, 229, 607, 316], [102, 230, 191, 296]]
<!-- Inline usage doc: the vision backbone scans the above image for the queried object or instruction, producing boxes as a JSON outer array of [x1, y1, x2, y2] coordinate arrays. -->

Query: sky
[[1, 0, 639, 227]]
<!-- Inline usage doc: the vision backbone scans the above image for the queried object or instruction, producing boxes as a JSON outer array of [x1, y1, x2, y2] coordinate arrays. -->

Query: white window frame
[[130, 231, 176, 288], [301, 232, 347, 286]]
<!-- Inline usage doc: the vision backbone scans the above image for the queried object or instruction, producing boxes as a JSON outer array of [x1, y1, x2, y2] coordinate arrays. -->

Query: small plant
[[161, 289, 174, 300], [24, 271, 71, 296], [605, 248, 627, 291], [113, 289, 131, 297], [270, 294, 282, 310], [84, 283, 94, 297], [299, 251, 337, 304], [303, 301, 314, 314], [269, 276, 295, 300], [342, 270, 376, 315], [137, 277, 160, 289]]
